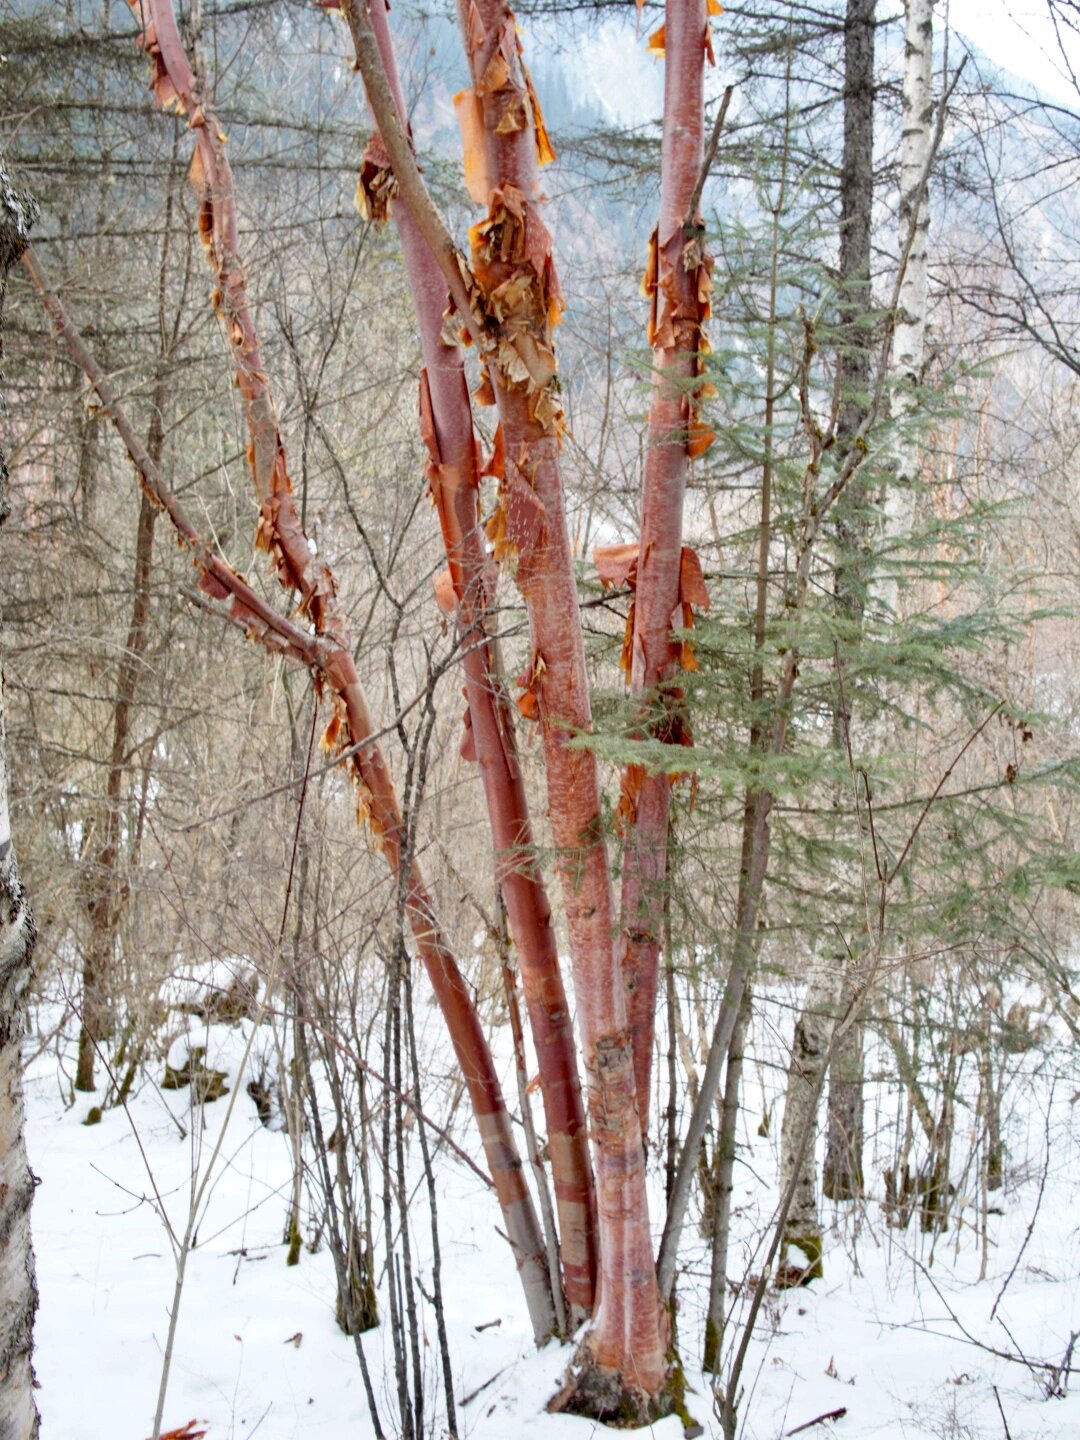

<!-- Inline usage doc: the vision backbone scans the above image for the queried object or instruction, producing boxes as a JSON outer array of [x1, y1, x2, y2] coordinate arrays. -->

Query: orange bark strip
[[128, 0, 557, 1343], [359, 0, 598, 1323], [617, 0, 714, 1137]]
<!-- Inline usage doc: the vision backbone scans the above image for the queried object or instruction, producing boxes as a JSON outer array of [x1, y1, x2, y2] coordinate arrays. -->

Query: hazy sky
[[929, 1, 1077, 104]]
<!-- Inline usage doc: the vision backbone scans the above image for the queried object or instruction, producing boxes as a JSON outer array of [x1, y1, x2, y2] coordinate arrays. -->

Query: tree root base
[[550, 1345, 700, 1431], [550, 1357, 667, 1427]]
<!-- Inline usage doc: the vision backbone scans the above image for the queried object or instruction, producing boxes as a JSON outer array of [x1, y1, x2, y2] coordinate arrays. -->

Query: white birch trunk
[[0, 685, 38, 1440], [883, 0, 935, 612], [0, 163, 40, 1440], [778, 964, 842, 1282]]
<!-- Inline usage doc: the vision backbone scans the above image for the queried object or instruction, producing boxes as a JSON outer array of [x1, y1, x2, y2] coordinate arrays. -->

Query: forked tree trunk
[[0, 162, 41, 1440], [345, 0, 675, 1405], [356, 0, 597, 1323], [614, 0, 714, 1139], [446, 0, 671, 1408]]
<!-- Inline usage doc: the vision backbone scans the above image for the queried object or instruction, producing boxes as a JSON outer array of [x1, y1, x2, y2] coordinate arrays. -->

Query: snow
[[25, 976, 1080, 1439]]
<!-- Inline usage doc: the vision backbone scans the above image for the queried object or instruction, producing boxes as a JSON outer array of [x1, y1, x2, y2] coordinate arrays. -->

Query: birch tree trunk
[[0, 161, 41, 1440], [614, 0, 714, 1140], [883, 0, 935, 611]]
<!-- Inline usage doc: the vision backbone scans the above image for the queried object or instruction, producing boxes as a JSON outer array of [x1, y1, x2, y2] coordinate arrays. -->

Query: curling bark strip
[[356, 0, 598, 1321], [451, 0, 667, 1401], [613, 0, 714, 1134], [123, 0, 556, 1342]]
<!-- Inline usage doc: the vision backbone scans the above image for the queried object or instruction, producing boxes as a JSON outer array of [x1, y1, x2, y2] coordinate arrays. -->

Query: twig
[[887, 702, 1002, 884], [990, 1078, 1054, 1321], [460, 1365, 509, 1407], [787, 1408, 848, 1436], [992, 1386, 1012, 1440], [686, 85, 735, 221]]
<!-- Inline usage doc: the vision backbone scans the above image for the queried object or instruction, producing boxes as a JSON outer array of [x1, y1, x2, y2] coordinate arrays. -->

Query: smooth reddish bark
[[122, 0, 556, 1342], [616, 0, 713, 1135], [357, 0, 598, 1321]]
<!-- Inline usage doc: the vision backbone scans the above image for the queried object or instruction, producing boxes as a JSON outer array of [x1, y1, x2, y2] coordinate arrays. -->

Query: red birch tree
[[29, 0, 722, 1419]]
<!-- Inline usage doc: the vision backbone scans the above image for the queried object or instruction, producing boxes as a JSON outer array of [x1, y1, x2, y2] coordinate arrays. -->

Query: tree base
[[776, 1232, 823, 1289], [550, 1350, 671, 1428], [550, 1343, 701, 1432]]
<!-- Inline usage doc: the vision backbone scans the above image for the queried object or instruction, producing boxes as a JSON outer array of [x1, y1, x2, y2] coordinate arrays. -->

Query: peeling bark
[[0, 160, 40, 1440], [615, 0, 714, 1139], [355, 0, 597, 1322], [447, 0, 669, 1403]]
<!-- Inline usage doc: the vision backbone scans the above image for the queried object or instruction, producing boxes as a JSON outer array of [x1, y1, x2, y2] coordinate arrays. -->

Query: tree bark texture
[[446, 0, 670, 1402], [778, 965, 842, 1284], [822, 1015, 864, 1199], [75, 446, 160, 1092], [838, 0, 876, 444], [702, 981, 750, 1373], [883, 0, 934, 607], [893, 0, 934, 434], [355, 0, 597, 1323], [0, 161, 40, 1440], [613, 0, 713, 1139], [822, 0, 876, 1204]]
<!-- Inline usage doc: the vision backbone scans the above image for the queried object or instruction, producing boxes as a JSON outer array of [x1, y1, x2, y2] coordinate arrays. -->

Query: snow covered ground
[[25, 970, 1080, 1440]]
